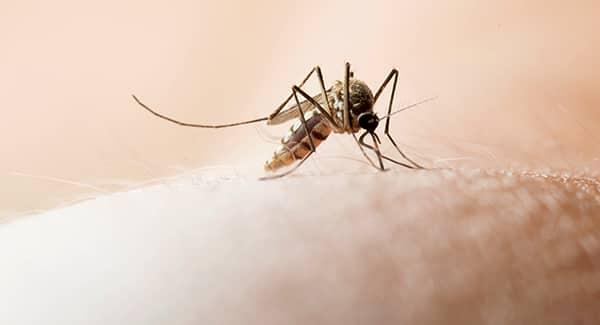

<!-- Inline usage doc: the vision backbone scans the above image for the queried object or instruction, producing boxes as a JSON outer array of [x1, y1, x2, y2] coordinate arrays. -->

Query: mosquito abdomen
[[265, 111, 332, 172]]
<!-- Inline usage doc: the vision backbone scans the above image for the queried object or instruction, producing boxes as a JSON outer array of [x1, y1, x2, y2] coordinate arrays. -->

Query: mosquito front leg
[[374, 69, 424, 169]]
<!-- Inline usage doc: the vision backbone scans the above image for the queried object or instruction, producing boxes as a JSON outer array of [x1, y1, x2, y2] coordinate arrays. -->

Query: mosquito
[[132, 62, 435, 179]]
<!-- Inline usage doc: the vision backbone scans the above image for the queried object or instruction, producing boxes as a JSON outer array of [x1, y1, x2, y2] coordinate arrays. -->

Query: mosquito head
[[357, 112, 379, 133]]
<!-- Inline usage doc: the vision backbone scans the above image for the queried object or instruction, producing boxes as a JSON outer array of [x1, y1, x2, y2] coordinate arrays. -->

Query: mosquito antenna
[[378, 96, 438, 120], [132, 95, 268, 128]]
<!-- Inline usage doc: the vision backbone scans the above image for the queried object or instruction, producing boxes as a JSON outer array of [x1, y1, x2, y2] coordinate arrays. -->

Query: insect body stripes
[[265, 110, 332, 171]]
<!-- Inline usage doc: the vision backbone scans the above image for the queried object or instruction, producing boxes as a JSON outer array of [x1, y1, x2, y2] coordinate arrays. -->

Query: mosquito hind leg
[[268, 66, 333, 122], [268, 67, 316, 120], [293, 86, 341, 131]]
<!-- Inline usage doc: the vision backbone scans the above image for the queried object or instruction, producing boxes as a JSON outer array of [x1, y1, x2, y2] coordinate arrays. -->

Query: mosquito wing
[[268, 90, 333, 125]]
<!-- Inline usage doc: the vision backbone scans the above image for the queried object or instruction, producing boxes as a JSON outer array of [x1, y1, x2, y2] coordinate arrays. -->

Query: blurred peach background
[[2, 0, 599, 219]]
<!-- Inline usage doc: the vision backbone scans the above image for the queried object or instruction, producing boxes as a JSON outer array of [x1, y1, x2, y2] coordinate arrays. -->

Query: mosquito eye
[[358, 112, 379, 132]]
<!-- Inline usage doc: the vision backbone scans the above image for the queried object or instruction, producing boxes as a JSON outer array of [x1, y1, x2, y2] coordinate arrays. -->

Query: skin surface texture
[[1, 169, 599, 324]]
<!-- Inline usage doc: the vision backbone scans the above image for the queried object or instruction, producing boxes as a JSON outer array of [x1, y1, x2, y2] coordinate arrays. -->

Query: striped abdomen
[[265, 110, 332, 172]]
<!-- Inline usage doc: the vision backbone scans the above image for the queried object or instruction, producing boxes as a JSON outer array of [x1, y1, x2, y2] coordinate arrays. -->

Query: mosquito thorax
[[330, 78, 375, 132]]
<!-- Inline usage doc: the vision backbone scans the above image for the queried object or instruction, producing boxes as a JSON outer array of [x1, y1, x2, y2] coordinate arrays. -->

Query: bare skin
[[226, 170, 600, 324], [1, 169, 599, 324]]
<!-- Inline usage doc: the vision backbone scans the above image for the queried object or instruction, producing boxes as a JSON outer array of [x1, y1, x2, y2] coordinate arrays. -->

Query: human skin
[[1, 0, 600, 324], [1, 169, 599, 324]]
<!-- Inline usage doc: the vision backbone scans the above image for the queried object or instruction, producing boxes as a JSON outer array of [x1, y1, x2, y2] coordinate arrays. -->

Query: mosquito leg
[[267, 65, 341, 129], [293, 86, 342, 131], [295, 88, 316, 152], [386, 133, 425, 169], [269, 65, 333, 120], [373, 69, 397, 104], [342, 62, 351, 131], [315, 67, 335, 122], [268, 67, 318, 120], [358, 132, 385, 171], [260, 88, 318, 180], [370, 133, 385, 171], [351, 133, 380, 170], [373, 68, 425, 169], [373, 68, 399, 135], [358, 135, 414, 169]]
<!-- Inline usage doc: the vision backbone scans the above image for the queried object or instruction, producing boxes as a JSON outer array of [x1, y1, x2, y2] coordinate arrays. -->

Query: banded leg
[[259, 88, 318, 180], [374, 69, 424, 169]]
